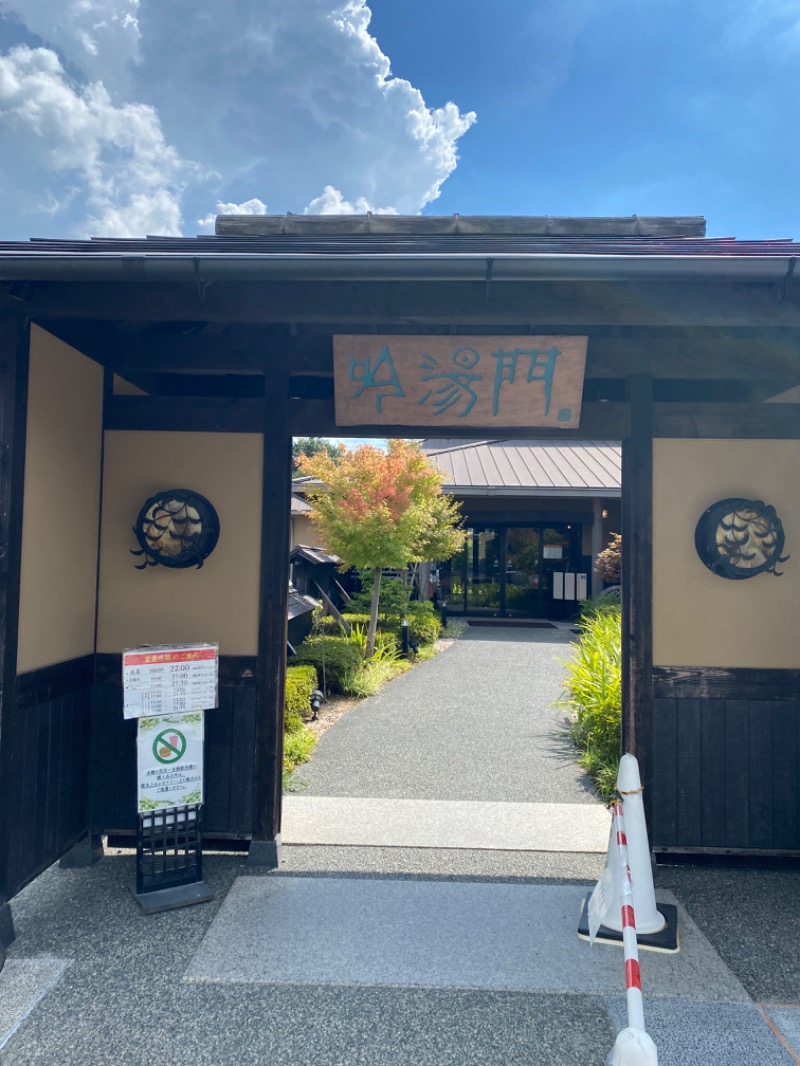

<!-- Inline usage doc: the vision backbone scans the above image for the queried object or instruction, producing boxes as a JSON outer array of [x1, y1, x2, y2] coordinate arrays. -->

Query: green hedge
[[285, 663, 318, 717], [283, 664, 318, 782], [292, 634, 363, 694], [312, 606, 440, 648]]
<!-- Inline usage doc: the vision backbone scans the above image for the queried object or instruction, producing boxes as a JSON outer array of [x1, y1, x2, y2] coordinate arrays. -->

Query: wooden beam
[[585, 378, 794, 403], [121, 373, 265, 398], [621, 374, 654, 822], [288, 398, 631, 440], [105, 395, 263, 432], [653, 402, 800, 438], [586, 332, 800, 380], [249, 374, 291, 867], [653, 666, 800, 701], [0, 315, 30, 911], [105, 392, 800, 440], [35, 319, 800, 386], [12, 277, 800, 327]]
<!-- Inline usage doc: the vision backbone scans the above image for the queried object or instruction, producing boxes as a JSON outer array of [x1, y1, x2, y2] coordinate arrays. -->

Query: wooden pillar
[[621, 374, 654, 809], [248, 373, 291, 867], [0, 314, 30, 937], [591, 497, 604, 599]]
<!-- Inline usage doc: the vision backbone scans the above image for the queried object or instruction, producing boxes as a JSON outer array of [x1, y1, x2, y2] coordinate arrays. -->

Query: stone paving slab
[[0, 957, 71, 1051], [184, 877, 749, 1003], [282, 796, 612, 852], [765, 1008, 800, 1063], [605, 999, 799, 1066]]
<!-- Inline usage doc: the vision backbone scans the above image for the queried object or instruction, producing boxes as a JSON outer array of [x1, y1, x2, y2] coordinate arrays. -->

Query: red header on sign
[[123, 648, 216, 666]]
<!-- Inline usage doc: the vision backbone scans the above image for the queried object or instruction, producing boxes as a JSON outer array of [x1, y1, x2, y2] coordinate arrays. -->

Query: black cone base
[[578, 892, 680, 953]]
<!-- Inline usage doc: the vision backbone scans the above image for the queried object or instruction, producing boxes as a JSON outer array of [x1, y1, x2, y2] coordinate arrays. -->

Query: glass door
[[541, 525, 574, 617], [465, 528, 501, 612], [504, 527, 543, 616]]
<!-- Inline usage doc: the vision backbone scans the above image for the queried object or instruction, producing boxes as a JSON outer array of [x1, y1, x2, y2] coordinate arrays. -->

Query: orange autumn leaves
[[296, 440, 465, 573]]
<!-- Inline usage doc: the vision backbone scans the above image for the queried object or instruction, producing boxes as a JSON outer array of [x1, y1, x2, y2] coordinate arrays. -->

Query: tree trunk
[[367, 566, 382, 658]]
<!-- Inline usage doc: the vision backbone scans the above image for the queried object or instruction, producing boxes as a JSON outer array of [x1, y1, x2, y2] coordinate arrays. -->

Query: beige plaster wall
[[97, 432, 263, 655], [17, 327, 104, 673], [653, 439, 800, 668], [291, 513, 325, 549]]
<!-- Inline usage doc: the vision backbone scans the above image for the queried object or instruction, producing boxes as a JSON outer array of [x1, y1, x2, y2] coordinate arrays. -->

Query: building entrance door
[[441, 523, 581, 618], [464, 528, 501, 612], [504, 527, 542, 615]]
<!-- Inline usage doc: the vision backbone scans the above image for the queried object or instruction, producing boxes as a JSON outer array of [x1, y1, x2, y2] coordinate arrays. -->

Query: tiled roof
[[287, 583, 319, 620], [2, 233, 799, 257], [2, 214, 799, 259], [290, 544, 340, 566], [422, 439, 621, 497], [291, 495, 312, 515]]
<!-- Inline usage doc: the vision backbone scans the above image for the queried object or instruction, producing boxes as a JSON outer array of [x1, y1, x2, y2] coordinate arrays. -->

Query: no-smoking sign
[[137, 713, 204, 812]]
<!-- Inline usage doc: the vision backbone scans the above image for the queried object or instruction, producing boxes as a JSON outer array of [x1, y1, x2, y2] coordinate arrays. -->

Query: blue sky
[[0, 1, 798, 242]]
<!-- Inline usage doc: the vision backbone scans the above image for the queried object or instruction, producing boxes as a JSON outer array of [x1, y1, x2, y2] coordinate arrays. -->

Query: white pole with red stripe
[[613, 798, 645, 1030], [602, 755, 666, 936], [607, 798, 658, 1066]]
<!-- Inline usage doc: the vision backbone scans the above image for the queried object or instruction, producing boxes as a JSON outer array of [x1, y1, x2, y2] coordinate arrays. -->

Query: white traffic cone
[[602, 754, 665, 935], [607, 1026, 659, 1066]]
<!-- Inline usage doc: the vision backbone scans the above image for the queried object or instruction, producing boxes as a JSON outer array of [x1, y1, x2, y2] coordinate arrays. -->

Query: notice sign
[[333, 335, 588, 429], [137, 712, 204, 813], [123, 643, 218, 721]]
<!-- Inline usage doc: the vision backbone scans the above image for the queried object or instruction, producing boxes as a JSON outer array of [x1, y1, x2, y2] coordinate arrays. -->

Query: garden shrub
[[285, 664, 318, 718], [348, 575, 412, 616], [309, 608, 439, 650], [292, 634, 363, 694], [347, 657, 412, 698], [405, 601, 442, 645], [560, 602, 621, 801], [283, 719, 316, 778], [283, 665, 318, 783]]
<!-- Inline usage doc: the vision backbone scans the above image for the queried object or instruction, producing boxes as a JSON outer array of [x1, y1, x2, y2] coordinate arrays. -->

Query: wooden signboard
[[334, 335, 588, 429]]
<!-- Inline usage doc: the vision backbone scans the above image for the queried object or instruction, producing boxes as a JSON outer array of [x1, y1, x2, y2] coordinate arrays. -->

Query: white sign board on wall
[[123, 644, 218, 720]]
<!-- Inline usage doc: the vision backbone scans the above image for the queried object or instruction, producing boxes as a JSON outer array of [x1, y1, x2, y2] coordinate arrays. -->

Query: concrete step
[[282, 795, 612, 852]]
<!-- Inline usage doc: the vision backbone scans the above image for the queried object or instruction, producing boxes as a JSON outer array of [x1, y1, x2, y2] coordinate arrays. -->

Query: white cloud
[[0, 0, 140, 94], [0, 1, 476, 237], [198, 197, 268, 230], [304, 185, 397, 215], [0, 45, 188, 236]]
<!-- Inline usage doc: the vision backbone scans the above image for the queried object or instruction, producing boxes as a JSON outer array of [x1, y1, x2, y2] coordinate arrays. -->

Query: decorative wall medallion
[[131, 489, 220, 570], [694, 498, 788, 579]]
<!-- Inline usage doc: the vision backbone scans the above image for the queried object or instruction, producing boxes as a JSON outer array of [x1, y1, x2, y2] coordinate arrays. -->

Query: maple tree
[[291, 436, 342, 472], [296, 440, 465, 655]]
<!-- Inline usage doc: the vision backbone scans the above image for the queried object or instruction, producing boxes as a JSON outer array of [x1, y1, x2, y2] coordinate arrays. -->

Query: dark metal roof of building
[[422, 439, 621, 497], [1, 214, 799, 259], [287, 582, 319, 620], [290, 544, 340, 566], [2, 215, 798, 283]]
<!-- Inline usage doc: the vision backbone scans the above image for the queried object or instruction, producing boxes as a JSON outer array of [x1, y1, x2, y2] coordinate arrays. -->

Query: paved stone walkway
[[2, 626, 800, 1064], [293, 625, 596, 803]]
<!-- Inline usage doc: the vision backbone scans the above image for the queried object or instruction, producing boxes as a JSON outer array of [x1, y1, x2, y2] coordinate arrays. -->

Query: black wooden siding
[[91, 655, 256, 837], [6, 658, 94, 900], [652, 668, 800, 853]]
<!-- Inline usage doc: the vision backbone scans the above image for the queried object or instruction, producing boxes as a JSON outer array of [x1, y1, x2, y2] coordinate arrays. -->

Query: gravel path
[[295, 625, 601, 804]]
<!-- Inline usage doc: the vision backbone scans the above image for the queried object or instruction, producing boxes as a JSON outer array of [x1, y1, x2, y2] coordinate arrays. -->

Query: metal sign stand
[[132, 803, 212, 913], [123, 643, 218, 914]]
